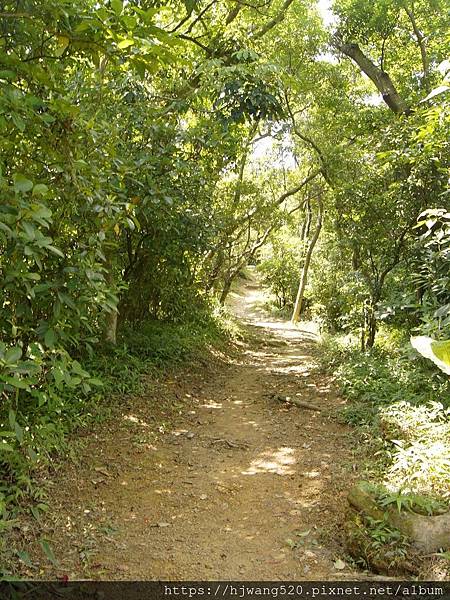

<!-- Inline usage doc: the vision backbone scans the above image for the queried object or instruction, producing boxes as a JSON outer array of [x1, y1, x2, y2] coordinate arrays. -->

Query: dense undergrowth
[[320, 329, 450, 501], [0, 306, 237, 544], [318, 329, 450, 573]]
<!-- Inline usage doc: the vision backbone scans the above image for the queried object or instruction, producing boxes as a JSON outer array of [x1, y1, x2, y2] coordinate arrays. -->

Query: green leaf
[[0, 69, 17, 80], [4, 346, 22, 364], [411, 336, 450, 375], [11, 113, 25, 131], [21, 221, 36, 240], [14, 421, 24, 444], [53, 366, 64, 387], [54, 35, 70, 57], [111, 0, 123, 15], [3, 376, 29, 390], [44, 328, 57, 348], [32, 184, 49, 196], [16, 550, 33, 568], [13, 174, 33, 193], [46, 245, 64, 258], [31, 506, 41, 520], [118, 39, 134, 49], [39, 539, 58, 565], [184, 0, 198, 16], [0, 441, 14, 452], [0, 222, 13, 236]]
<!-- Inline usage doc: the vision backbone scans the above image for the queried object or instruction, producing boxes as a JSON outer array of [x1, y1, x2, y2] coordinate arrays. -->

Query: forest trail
[[29, 273, 358, 580]]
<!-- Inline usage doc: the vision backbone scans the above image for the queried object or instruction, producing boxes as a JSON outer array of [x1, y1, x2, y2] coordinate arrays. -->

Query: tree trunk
[[291, 197, 323, 323], [404, 5, 430, 92], [102, 250, 118, 345], [219, 275, 233, 305], [365, 300, 377, 349], [333, 38, 410, 115], [103, 309, 118, 345]]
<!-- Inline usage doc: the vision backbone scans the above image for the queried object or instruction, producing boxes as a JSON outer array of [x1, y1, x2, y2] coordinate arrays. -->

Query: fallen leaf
[[334, 559, 346, 570]]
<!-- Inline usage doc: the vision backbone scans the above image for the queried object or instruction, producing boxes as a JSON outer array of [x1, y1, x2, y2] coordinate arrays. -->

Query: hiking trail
[[25, 273, 359, 580]]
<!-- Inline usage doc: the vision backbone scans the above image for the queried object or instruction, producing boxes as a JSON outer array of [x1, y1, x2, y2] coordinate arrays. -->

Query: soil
[[12, 274, 362, 580]]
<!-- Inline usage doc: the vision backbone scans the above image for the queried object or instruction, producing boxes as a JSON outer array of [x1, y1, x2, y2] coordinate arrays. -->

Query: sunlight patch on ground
[[242, 447, 296, 476], [123, 414, 150, 427], [243, 420, 259, 428], [201, 401, 223, 409], [302, 470, 321, 479], [271, 364, 314, 375]]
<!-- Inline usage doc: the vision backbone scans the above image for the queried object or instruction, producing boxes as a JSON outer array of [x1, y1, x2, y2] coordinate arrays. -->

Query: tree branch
[[252, 0, 296, 39], [332, 34, 410, 115], [403, 4, 430, 92]]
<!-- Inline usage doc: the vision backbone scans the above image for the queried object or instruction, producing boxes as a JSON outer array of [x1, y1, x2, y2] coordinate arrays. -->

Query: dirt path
[[19, 275, 359, 580]]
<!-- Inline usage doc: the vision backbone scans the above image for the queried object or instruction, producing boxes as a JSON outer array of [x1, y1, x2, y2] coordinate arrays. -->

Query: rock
[[348, 481, 450, 553]]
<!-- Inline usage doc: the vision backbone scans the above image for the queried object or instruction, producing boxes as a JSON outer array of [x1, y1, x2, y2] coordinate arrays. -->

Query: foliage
[[257, 233, 301, 310], [319, 333, 450, 502], [411, 336, 450, 375], [346, 513, 411, 573]]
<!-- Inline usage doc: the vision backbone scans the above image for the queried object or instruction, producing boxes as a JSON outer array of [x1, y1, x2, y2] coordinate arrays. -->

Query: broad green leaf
[[4, 346, 22, 363], [53, 366, 64, 387], [0, 441, 14, 452], [118, 39, 134, 49], [31, 506, 41, 520], [54, 35, 70, 57], [13, 174, 33, 193], [0, 69, 16, 80], [11, 113, 25, 131], [111, 0, 123, 15], [3, 376, 29, 389], [0, 222, 13, 236], [21, 221, 36, 240], [44, 328, 57, 348], [411, 336, 450, 375], [46, 245, 64, 258], [14, 421, 24, 444], [32, 184, 49, 196], [184, 0, 198, 16]]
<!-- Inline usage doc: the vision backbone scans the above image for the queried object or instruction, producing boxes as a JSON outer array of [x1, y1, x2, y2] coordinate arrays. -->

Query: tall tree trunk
[[365, 302, 377, 349], [291, 197, 324, 323], [103, 309, 118, 345], [102, 250, 118, 345]]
